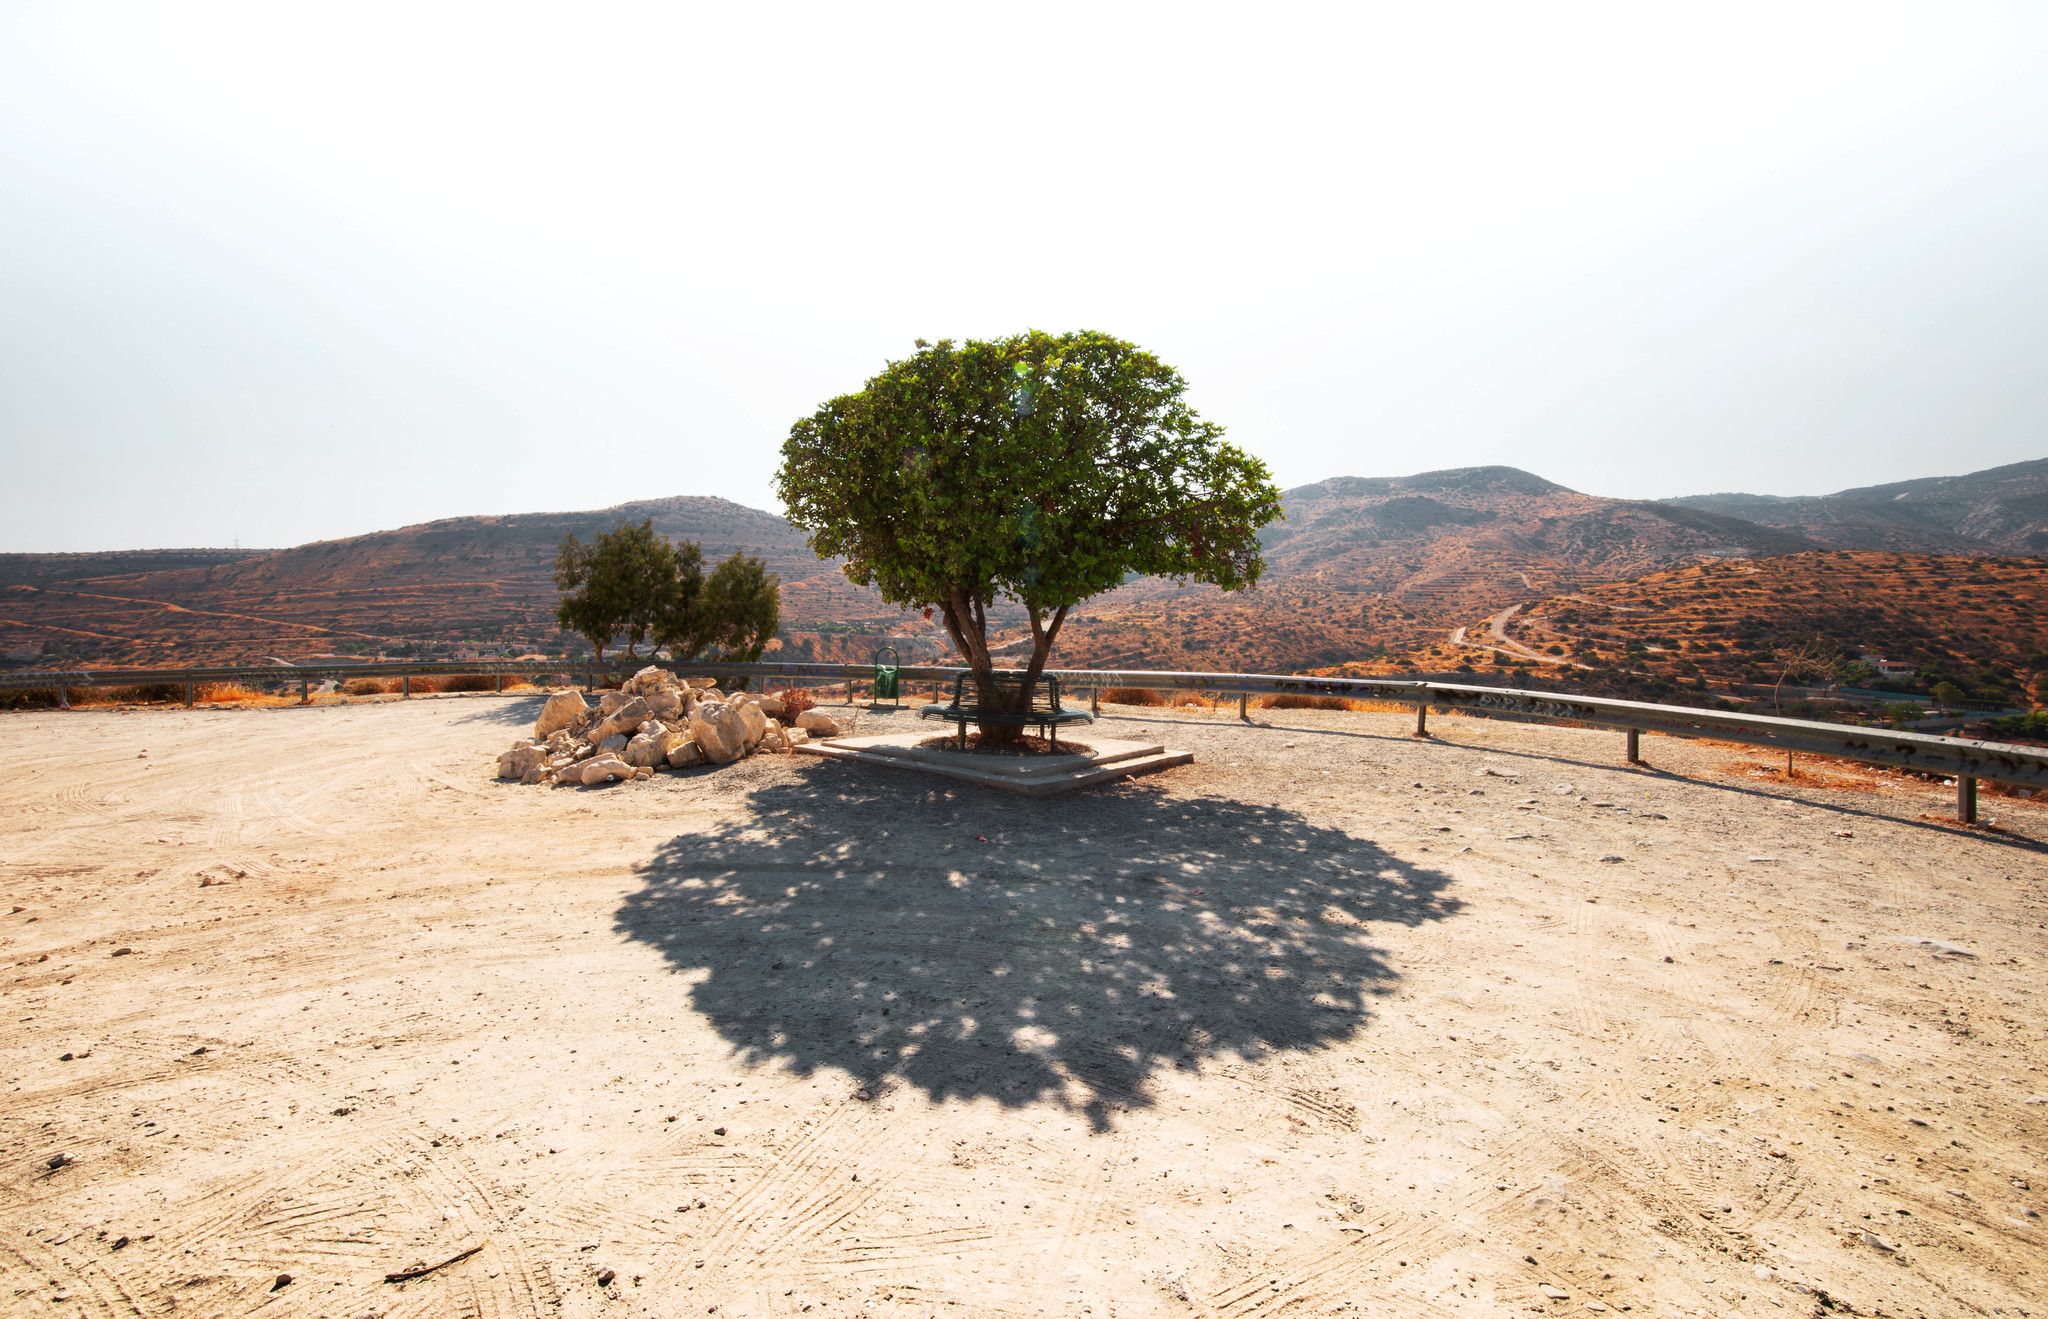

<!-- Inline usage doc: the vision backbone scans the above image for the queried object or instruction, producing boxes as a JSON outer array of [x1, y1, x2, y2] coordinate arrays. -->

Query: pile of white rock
[[495, 666, 848, 787]]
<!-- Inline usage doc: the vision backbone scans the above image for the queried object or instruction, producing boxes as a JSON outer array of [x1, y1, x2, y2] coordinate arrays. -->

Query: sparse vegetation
[[1260, 693, 1357, 711]]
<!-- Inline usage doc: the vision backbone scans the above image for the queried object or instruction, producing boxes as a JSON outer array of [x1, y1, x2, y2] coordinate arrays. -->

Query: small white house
[[1858, 650, 1916, 681]]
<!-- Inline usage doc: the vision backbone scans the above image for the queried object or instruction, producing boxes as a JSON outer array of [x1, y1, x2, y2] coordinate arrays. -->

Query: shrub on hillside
[[344, 678, 395, 697], [1260, 693, 1356, 711], [397, 674, 499, 694], [1988, 710, 2048, 742]]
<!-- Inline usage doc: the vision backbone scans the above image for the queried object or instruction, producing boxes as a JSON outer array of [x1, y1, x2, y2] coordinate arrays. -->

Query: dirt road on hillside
[[1, 695, 2043, 1318]]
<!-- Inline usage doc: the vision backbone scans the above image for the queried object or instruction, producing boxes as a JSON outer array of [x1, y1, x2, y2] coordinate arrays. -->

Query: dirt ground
[[3, 694, 2044, 1319]]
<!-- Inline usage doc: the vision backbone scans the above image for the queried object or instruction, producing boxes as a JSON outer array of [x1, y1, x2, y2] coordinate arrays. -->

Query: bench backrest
[[950, 671, 1065, 712]]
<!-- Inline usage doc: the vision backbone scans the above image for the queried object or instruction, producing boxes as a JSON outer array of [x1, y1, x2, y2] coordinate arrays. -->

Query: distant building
[[1858, 650, 1916, 681]]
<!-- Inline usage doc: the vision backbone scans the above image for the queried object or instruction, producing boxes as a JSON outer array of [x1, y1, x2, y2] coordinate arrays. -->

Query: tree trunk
[[936, 592, 1069, 747]]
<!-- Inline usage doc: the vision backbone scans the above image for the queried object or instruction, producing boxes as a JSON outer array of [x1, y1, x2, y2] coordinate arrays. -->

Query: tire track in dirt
[[0, 1239, 154, 1318], [1208, 1203, 1487, 1318], [1547, 896, 1816, 1247], [651, 1099, 899, 1297], [1043, 1123, 1135, 1286]]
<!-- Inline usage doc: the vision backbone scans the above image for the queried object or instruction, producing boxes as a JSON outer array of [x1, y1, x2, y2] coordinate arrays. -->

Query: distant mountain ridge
[[0, 496, 877, 668], [1061, 464, 1821, 671], [2, 459, 2039, 669], [1668, 457, 2048, 554]]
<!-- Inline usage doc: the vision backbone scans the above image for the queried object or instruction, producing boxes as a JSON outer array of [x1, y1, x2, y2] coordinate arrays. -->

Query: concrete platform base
[[795, 732, 1193, 797]]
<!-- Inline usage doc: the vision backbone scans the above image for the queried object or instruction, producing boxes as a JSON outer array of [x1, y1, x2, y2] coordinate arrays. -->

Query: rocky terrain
[[496, 665, 849, 787], [1315, 549, 2048, 713], [0, 693, 2042, 1317], [3, 460, 2040, 685], [1045, 466, 1820, 673]]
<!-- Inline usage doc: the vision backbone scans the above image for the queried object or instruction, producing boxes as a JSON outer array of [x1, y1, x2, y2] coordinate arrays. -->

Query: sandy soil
[[2, 694, 2044, 1319]]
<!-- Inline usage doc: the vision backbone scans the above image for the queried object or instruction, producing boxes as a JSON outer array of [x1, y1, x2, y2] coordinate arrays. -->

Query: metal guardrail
[[4, 659, 2041, 822]]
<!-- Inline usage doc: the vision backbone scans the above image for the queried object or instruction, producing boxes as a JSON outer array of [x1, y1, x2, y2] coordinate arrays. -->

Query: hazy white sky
[[4, 2, 2047, 551]]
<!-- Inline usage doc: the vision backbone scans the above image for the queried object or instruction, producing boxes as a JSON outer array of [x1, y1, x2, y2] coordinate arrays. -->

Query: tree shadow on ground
[[449, 694, 550, 728], [616, 767, 1462, 1127]]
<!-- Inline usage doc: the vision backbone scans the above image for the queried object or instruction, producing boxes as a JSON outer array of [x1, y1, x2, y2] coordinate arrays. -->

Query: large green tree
[[652, 551, 781, 672], [554, 519, 677, 660], [777, 330, 1282, 734], [556, 521, 780, 666]]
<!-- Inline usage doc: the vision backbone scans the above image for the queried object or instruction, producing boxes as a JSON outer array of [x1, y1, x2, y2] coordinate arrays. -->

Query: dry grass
[[1098, 686, 1168, 706], [413, 674, 499, 693], [0, 674, 556, 713], [1260, 693, 1359, 711], [345, 674, 536, 698], [1, 681, 272, 710]]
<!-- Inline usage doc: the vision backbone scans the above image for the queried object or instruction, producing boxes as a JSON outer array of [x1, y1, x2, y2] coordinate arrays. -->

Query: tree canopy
[[777, 330, 1282, 727], [554, 519, 779, 666]]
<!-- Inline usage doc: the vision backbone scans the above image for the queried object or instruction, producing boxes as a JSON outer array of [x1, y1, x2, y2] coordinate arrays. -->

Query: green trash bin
[[873, 646, 901, 706]]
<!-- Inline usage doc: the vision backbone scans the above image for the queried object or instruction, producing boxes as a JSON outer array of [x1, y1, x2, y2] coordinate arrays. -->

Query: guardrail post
[[1237, 692, 1247, 721], [1626, 728, 1642, 764], [184, 683, 195, 708], [401, 676, 411, 699], [56, 685, 69, 710], [1092, 687, 1101, 716], [1958, 775, 1977, 825], [300, 676, 310, 705], [495, 674, 504, 693], [1413, 687, 1429, 738]]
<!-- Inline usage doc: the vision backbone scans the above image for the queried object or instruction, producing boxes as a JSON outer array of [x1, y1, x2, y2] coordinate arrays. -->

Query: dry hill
[[4, 462, 2041, 679], [1046, 466, 1814, 672], [1669, 456, 2048, 554], [0, 497, 940, 668], [1348, 550, 2047, 713]]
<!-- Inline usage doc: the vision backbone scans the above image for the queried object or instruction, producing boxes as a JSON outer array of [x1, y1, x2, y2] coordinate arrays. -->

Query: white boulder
[[625, 665, 670, 695], [795, 710, 844, 738], [498, 742, 549, 780], [655, 726, 697, 764], [579, 756, 634, 785], [590, 696, 651, 743], [737, 701, 768, 750], [535, 690, 587, 739], [690, 700, 749, 764]]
